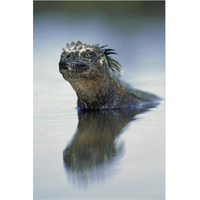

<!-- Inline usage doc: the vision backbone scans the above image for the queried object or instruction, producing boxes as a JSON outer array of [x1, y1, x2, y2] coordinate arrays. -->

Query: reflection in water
[[63, 108, 153, 186]]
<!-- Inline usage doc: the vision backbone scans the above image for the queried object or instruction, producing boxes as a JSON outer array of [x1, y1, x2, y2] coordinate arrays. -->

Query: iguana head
[[59, 41, 124, 108], [59, 41, 122, 81]]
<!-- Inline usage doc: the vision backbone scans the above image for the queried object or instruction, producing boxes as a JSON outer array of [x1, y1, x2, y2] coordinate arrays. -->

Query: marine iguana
[[59, 41, 160, 110]]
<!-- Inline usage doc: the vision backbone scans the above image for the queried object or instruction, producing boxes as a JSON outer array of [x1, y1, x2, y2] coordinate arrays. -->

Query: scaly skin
[[59, 41, 160, 111]]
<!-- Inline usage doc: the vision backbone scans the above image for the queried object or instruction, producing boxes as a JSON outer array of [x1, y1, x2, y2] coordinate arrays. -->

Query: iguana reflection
[[63, 108, 151, 185]]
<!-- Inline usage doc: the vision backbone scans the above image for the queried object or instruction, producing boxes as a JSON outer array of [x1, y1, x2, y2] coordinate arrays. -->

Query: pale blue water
[[34, 2, 165, 200]]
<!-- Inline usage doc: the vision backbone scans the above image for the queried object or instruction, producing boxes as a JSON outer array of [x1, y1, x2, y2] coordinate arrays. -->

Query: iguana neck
[[68, 72, 141, 110]]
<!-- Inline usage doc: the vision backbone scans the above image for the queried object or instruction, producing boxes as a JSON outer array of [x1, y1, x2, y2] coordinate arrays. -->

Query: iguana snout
[[59, 60, 89, 73]]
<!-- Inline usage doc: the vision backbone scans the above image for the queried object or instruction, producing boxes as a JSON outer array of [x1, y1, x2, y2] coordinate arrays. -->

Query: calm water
[[34, 2, 165, 200]]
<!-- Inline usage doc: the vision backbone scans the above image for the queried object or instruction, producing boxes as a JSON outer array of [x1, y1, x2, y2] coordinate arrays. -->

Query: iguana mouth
[[59, 61, 89, 72]]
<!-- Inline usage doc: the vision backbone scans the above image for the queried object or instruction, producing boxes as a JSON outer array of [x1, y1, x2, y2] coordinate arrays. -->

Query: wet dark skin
[[59, 41, 160, 111]]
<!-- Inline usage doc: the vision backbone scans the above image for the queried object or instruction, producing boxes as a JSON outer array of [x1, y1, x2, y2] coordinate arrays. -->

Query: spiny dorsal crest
[[62, 41, 123, 74]]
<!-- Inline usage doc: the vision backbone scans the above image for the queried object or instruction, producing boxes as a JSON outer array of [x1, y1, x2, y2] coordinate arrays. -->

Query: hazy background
[[34, 1, 165, 200]]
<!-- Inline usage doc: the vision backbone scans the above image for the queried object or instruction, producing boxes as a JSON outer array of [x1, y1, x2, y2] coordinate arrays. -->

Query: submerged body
[[59, 41, 160, 110]]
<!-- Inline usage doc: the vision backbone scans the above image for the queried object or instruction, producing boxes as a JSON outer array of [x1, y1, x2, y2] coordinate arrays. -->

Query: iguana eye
[[81, 50, 96, 59], [85, 53, 90, 57]]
